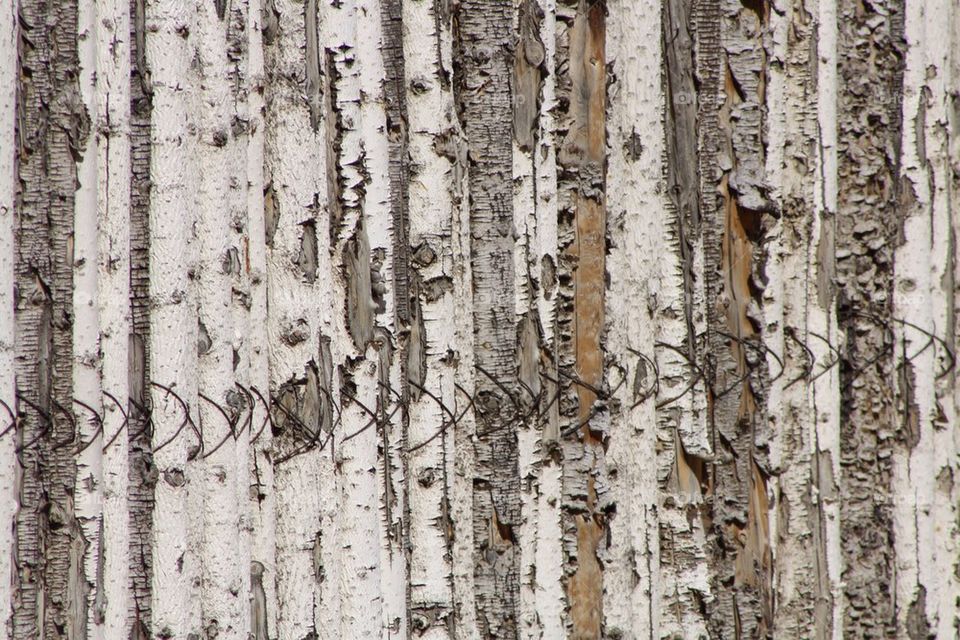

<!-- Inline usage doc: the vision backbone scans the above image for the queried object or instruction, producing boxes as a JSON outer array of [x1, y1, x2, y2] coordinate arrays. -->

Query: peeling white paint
[[263, 0, 331, 634], [94, 0, 133, 633], [331, 0, 387, 635], [402, 0, 461, 635], [604, 1, 663, 637], [448, 105, 479, 640], [75, 0, 105, 634], [3, 0, 959, 637], [529, 2, 565, 637], [145, 0, 201, 633], [813, 1, 843, 636], [652, 0, 713, 631], [765, 0, 844, 637], [194, 1, 248, 636], [894, 2, 959, 636], [511, 0, 543, 636], [244, 0, 278, 636]]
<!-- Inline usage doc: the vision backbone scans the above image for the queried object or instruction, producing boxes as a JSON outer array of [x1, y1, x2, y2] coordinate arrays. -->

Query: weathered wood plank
[[454, 1, 521, 636], [13, 0, 84, 633], [0, 0, 18, 632], [835, 0, 906, 635]]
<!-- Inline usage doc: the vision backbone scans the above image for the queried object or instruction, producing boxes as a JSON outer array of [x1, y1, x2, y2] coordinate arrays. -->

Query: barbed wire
[[0, 312, 953, 467]]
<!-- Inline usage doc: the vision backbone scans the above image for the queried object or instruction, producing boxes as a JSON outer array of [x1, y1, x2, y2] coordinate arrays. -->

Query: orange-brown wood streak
[[567, 3, 606, 638]]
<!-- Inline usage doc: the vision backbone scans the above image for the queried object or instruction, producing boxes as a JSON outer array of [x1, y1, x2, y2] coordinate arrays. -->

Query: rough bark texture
[[454, 2, 521, 637], [765, 0, 842, 636], [835, 0, 905, 636], [659, 1, 714, 636], [555, 3, 610, 639], [703, 0, 776, 636], [0, 0, 17, 634], [127, 0, 155, 632], [13, 0, 84, 635], [4, 0, 960, 638]]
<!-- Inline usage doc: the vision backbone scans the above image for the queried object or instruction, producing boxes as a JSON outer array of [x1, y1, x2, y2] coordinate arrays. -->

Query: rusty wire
[[0, 311, 953, 467]]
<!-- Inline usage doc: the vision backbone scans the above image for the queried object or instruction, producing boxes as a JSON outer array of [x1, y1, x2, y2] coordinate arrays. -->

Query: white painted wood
[[145, 0, 201, 634], [226, 7, 255, 630], [5, 0, 960, 636], [604, 1, 663, 637], [243, 0, 277, 634], [763, 0, 843, 636], [528, 4, 565, 637], [94, 0, 133, 633], [74, 2, 105, 634], [402, 0, 462, 636], [449, 189, 479, 640], [398, 4, 478, 636], [193, 1, 248, 636], [812, 1, 844, 635], [360, 0, 408, 630], [894, 2, 959, 635], [949, 3, 960, 631], [763, 0, 786, 574], [225, 0, 255, 632], [762, 3, 788, 631], [445, 75, 479, 640], [947, 5, 960, 634], [263, 0, 331, 633], [650, 4, 712, 636], [328, 0, 386, 636]]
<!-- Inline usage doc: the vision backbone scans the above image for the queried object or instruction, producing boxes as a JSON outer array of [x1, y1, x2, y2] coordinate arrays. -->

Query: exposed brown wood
[[697, 0, 776, 635], [556, 2, 608, 637], [2, 0, 958, 636], [513, 0, 545, 153]]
